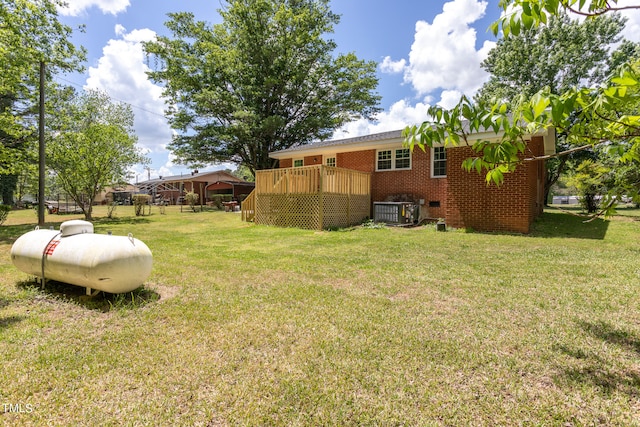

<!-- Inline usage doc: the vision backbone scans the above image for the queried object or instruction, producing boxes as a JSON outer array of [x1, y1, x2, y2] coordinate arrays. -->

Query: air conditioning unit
[[373, 202, 417, 225]]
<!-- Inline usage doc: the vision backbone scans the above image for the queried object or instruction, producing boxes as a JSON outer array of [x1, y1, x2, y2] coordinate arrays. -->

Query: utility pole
[[38, 61, 46, 227]]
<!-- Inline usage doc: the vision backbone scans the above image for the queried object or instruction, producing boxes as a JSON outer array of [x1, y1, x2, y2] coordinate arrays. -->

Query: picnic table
[[222, 201, 238, 212]]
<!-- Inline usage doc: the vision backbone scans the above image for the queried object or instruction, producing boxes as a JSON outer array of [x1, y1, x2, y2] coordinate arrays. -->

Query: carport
[[206, 180, 255, 200]]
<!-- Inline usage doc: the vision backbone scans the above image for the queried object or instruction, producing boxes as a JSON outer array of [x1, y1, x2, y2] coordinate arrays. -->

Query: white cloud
[[379, 56, 407, 74], [85, 26, 172, 157], [618, 1, 640, 41], [402, 0, 495, 97], [437, 90, 464, 109], [157, 165, 176, 180], [334, 0, 497, 140], [115, 24, 127, 37], [333, 99, 433, 139], [58, 0, 130, 16]]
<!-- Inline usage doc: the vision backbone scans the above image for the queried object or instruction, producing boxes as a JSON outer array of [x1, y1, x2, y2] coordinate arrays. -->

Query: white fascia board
[[269, 127, 555, 159], [543, 129, 557, 155], [270, 135, 440, 160]]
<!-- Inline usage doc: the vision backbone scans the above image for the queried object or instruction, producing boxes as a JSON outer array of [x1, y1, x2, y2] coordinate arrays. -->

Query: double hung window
[[377, 148, 411, 171], [432, 147, 446, 177]]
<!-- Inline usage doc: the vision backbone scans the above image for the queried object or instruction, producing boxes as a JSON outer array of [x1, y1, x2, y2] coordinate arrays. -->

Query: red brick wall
[[337, 150, 375, 172], [445, 136, 545, 233], [337, 149, 447, 218], [280, 158, 292, 168], [280, 149, 448, 219], [281, 156, 323, 167], [305, 155, 322, 166], [275, 137, 545, 232]]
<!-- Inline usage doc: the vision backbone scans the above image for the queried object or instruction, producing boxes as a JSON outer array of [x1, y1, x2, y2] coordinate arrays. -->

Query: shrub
[[133, 194, 151, 216], [184, 191, 199, 212], [209, 194, 233, 210], [107, 202, 118, 219], [0, 204, 10, 225], [566, 160, 609, 214]]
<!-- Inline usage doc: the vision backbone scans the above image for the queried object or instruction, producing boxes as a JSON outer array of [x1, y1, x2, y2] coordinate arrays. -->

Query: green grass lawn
[[1, 205, 640, 426]]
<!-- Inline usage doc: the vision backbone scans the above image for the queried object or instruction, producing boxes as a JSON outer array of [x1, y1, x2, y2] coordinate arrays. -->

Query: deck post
[[318, 166, 324, 230], [347, 173, 352, 224]]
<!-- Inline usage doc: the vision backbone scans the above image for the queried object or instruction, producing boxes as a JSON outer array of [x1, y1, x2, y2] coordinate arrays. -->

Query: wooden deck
[[241, 165, 371, 230]]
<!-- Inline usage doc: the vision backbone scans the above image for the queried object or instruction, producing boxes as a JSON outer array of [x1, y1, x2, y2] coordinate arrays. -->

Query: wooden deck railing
[[241, 190, 255, 222], [242, 165, 371, 229], [255, 165, 370, 196]]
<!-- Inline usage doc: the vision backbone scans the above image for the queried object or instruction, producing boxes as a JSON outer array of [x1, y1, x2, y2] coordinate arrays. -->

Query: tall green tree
[[607, 39, 640, 74], [229, 164, 255, 182], [46, 89, 148, 221], [0, 0, 85, 203], [476, 12, 627, 204], [13, 163, 38, 206], [610, 161, 640, 206], [405, 0, 640, 217], [477, 12, 625, 103], [144, 0, 380, 175]]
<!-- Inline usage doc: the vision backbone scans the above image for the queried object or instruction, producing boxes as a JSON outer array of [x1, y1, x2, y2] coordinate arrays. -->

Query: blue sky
[[55, 0, 640, 181]]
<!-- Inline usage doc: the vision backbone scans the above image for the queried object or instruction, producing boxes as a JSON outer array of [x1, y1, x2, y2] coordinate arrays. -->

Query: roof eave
[[269, 127, 556, 159]]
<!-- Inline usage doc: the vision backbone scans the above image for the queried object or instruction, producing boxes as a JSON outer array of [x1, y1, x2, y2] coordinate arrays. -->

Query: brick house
[[265, 128, 555, 233], [137, 170, 254, 205]]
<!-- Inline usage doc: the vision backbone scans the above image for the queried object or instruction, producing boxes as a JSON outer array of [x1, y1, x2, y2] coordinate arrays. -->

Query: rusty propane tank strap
[[41, 232, 62, 288]]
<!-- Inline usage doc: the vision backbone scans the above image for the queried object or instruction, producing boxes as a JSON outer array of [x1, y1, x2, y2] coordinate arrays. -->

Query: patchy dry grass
[[1, 205, 640, 425]]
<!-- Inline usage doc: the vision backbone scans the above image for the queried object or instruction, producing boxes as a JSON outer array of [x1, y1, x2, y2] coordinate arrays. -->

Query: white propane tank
[[11, 220, 153, 294]]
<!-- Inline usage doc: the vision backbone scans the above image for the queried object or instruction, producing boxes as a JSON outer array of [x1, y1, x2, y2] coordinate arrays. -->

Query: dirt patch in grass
[[147, 283, 179, 302], [612, 214, 640, 222]]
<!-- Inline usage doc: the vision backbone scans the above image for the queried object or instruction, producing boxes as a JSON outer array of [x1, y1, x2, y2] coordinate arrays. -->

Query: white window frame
[[376, 149, 393, 171], [293, 158, 304, 168], [431, 146, 447, 178], [325, 155, 336, 167], [394, 148, 411, 169], [376, 148, 411, 171]]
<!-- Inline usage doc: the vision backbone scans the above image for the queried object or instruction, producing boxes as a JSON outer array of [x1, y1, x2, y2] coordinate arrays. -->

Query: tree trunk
[[0, 174, 17, 205], [544, 157, 568, 206]]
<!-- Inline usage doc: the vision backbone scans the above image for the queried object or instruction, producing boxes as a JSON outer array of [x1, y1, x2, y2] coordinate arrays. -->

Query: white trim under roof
[[270, 130, 408, 159], [269, 127, 556, 160]]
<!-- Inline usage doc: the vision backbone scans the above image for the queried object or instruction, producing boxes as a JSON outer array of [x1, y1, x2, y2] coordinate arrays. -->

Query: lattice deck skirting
[[243, 165, 371, 230], [254, 193, 370, 230]]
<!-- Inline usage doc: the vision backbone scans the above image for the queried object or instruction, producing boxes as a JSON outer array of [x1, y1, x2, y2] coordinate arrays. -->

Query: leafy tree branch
[[406, 1, 640, 217]]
